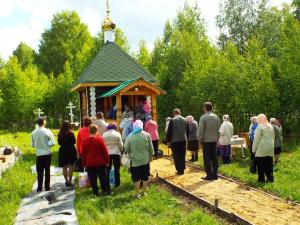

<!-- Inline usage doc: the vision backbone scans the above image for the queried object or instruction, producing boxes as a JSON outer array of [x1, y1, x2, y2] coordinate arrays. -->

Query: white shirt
[[94, 119, 108, 136], [31, 127, 55, 156], [219, 121, 234, 145], [103, 130, 123, 155]]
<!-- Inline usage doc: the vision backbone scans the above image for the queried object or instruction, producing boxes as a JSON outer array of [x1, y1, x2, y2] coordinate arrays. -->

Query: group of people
[[31, 101, 283, 196], [165, 102, 282, 183], [249, 115, 282, 182], [31, 109, 156, 198], [166, 102, 222, 180]]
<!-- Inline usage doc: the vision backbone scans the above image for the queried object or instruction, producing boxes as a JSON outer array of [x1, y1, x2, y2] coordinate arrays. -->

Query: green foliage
[[150, 1, 300, 135], [0, 57, 49, 129], [42, 63, 80, 127], [151, 3, 208, 120], [13, 42, 37, 68], [135, 40, 151, 70], [37, 10, 94, 78], [216, 0, 265, 52]]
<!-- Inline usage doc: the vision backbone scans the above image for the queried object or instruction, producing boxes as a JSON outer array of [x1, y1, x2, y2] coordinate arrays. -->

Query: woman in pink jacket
[[145, 116, 159, 159]]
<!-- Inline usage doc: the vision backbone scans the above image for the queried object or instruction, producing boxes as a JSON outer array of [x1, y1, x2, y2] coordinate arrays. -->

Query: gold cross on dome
[[106, 0, 110, 18]]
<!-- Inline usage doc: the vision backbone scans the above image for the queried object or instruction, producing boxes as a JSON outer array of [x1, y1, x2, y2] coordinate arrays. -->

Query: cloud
[[0, 0, 293, 59]]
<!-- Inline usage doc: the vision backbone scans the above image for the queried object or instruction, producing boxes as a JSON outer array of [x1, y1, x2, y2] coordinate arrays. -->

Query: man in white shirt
[[94, 112, 108, 136], [31, 117, 55, 192]]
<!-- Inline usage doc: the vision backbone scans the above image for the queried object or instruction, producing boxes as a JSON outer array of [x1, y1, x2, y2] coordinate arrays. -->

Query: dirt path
[[151, 158, 300, 225]]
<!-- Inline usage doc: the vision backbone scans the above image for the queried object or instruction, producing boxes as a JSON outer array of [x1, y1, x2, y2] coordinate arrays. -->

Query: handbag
[[121, 153, 131, 168], [78, 171, 91, 189], [74, 157, 84, 172]]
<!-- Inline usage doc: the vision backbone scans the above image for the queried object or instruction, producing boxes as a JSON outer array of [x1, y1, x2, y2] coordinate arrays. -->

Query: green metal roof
[[97, 78, 139, 98], [72, 42, 157, 87]]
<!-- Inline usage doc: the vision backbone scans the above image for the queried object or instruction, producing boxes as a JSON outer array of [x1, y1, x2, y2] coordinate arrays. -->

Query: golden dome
[[102, 17, 116, 31], [102, 0, 116, 32]]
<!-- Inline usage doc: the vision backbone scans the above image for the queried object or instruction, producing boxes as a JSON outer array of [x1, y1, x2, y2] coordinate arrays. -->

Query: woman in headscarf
[[252, 114, 275, 182], [124, 120, 154, 198], [249, 116, 258, 173], [103, 123, 123, 188], [218, 115, 234, 164], [270, 118, 283, 164], [186, 115, 199, 162]]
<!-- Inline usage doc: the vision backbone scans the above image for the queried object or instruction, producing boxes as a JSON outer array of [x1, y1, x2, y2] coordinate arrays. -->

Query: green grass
[[0, 131, 37, 225], [0, 130, 223, 225], [195, 143, 300, 203], [75, 168, 222, 225]]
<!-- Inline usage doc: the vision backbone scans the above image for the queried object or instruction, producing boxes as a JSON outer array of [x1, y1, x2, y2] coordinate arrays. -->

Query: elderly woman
[[103, 123, 123, 188], [270, 118, 283, 164], [252, 114, 275, 183], [186, 116, 199, 162], [249, 116, 258, 173], [144, 116, 159, 159], [124, 120, 154, 198], [218, 115, 234, 164]]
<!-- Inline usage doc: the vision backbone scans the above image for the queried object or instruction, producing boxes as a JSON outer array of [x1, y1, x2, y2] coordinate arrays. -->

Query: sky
[[0, 0, 292, 60]]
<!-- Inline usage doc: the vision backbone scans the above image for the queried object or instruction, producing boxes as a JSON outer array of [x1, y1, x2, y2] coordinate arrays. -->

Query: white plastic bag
[[121, 153, 131, 168], [78, 172, 91, 189]]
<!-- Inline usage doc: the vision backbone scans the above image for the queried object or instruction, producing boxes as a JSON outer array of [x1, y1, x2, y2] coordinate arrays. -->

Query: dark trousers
[[249, 141, 257, 173], [171, 141, 186, 173], [202, 142, 218, 178], [152, 140, 159, 158], [256, 156, 274, 182], [36, 154, 52, 190], [108, 154, 121, 187], [87, 166, 111, 195]]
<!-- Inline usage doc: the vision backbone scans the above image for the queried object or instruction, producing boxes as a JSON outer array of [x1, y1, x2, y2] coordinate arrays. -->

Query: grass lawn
[[0, 130, 224, 225], [75, 168, 223, 225], [189, 143, 300, 203]]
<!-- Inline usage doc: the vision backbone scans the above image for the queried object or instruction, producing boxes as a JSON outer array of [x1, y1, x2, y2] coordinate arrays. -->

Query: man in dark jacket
[[166, 108, 189, 175], [198, 102, 220, 180]]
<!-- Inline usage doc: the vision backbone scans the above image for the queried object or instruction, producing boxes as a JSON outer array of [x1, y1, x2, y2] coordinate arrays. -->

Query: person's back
[[77, 127, 90, 155], [94, 119, 108, 136], [32, 127, 55, 156], [170, 116, 188, 143], [253, 124, 275, 157], [199, 112, 220, 143], [125, 131, 153, 167], [82, 136, 109, 167], [103, 129, 123, 155], [145, 119, 159, 141], [219, 121, 233, 145], [272, 124, 282, 148], [188, 120, 199, 141]]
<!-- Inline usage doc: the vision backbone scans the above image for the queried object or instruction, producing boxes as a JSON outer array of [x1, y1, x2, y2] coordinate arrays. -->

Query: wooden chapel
[[71, 1, 166, 126]]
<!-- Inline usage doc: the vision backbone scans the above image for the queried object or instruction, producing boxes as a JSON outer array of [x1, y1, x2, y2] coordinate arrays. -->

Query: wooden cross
[[34, 108, 44, 118], [66, 102, 76, 123]]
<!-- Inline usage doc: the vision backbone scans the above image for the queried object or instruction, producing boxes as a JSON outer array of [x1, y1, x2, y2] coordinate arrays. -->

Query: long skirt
[[218, 144, 231, 164]]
